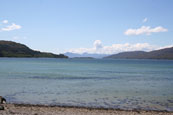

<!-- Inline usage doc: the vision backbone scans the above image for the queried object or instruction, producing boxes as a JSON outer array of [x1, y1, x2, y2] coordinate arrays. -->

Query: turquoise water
[[0, 58, 173, 111]]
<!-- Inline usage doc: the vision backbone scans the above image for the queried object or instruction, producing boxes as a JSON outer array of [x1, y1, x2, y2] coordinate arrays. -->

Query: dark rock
[[0, 105, 4, 110], [0, 96, 6, 104]]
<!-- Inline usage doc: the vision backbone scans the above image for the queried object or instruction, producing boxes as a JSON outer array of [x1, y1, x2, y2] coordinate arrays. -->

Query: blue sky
[[0, 0, 172, 54]]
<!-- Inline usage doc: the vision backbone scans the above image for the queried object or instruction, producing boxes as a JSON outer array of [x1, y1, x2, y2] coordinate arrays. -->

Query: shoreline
[[11, 103, 173, 112], [1, 103, 173, 115]]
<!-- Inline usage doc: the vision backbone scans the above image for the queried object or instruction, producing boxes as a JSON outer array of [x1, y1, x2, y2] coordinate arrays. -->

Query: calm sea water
[[0, 58, 173, 111]]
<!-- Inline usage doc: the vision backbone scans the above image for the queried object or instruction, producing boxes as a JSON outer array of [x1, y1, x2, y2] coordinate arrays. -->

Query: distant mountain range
[[0, 40, 68, 58], [64, 52, 108, 58], [1, 40, 172, 59], [104, 47, 173, 59]]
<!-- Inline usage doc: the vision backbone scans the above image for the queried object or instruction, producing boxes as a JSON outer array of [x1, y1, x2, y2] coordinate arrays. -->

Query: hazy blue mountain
[[64, 52, 108, 58], [0, 40, 68, 58], [104, 47, 173, 59]]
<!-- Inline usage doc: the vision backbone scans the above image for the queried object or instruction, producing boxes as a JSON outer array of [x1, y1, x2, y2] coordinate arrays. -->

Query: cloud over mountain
[[94, 40, 103, 49], [67, 40, 158, 54]]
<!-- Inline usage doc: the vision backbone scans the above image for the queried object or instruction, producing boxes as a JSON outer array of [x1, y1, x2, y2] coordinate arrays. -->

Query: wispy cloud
[[2, 20, 8, 24], [157, 44, 173, 50], [124, 26, 168, 36], [67, 40, 158, 54], [13, 36, 27, 40], [143, 18, 147, 23], [1, 23, 22, 31]]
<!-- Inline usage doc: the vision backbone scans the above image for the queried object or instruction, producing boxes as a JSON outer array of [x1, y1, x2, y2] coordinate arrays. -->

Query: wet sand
[[0, 104, 173, 115]]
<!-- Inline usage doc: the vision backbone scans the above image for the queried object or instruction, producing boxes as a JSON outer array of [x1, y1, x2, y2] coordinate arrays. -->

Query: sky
[[0, 0, 173, 54]]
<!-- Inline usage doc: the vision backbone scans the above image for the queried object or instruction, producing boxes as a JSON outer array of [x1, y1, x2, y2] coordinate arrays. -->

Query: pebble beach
[[0, 104, 173, 115]]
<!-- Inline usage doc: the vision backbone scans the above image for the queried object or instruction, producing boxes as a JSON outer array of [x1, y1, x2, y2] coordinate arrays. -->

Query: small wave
[[28, 76, 118, 80]]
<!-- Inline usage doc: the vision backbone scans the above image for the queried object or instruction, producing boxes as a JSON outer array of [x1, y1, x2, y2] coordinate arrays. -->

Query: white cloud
[[124, 26, 168, 36], [13, 36, 19, 40], [1, 23, 22, 31], [12, 36, 27, 40], [67, 40, 158, 54], [157, 44, 173, 50], [2, 20, 8, 24], [93, 40, 103, 49], [12, 36, 27, 41], [143, 18, 147, 23]]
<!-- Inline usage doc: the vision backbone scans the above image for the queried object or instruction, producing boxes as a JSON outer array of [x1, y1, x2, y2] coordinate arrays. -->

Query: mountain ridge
[[64, 52, 108, 58], [104, 47, 173, 59], [0, 40, 68, 58]]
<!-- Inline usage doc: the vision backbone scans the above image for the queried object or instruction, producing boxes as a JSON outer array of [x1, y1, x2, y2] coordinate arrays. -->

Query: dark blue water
[[0, 58, 173, 111]]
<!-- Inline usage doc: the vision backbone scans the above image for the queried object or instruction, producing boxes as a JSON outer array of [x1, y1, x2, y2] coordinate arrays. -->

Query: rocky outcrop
[[0, 96, 6, 111], [0, 105, 4, 110], [0, 96, 6, 104]]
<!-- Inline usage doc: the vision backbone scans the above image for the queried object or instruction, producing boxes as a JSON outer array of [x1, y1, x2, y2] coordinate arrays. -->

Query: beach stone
[[0, 105, 4, 110], [0, 96, 6, 104]]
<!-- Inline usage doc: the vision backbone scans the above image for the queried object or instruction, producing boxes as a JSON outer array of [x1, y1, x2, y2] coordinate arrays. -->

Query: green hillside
[[104, 47, 173, 60], [0, 40, 68, 58]]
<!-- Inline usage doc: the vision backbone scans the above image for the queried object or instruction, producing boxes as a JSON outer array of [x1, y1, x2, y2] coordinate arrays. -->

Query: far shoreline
[[1, 57, 173, 61]]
